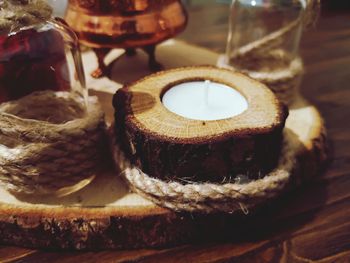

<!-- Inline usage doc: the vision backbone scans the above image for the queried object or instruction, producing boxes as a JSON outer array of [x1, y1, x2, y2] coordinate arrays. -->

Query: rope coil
[[0, 91, 106, 195], [114, 131, 297, 213]]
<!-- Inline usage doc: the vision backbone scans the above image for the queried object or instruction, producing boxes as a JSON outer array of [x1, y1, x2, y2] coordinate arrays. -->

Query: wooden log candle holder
[[113, 66, 288, 183]]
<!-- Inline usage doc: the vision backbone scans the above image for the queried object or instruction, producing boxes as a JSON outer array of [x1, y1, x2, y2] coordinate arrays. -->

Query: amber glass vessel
[[66, 0, 187, 48], [65, 0, 188, 77]]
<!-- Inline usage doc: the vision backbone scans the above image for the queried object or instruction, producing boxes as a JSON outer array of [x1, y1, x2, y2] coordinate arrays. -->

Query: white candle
[[162, 80, 248, 121]]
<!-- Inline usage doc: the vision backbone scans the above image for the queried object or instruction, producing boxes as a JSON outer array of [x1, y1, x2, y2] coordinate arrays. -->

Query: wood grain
[[0, 3, 349, 263]]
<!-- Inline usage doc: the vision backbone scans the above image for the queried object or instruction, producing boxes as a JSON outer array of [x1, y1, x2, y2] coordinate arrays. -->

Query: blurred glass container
[[66, 0, 187, 49], [0, 18, 86, 104], [47, 0, 68, 17], [0, 6, 95, 196], [218, 0, 306, 103], [65, 0, 188, 77]]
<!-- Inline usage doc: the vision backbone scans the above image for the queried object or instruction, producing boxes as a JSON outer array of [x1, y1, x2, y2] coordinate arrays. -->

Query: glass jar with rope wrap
[[0, 0, 106, 196], [217, 0, 317, 105]]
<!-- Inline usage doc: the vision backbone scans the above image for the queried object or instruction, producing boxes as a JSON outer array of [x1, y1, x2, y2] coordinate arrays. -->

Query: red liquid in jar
[[0, 27, 70, 103]]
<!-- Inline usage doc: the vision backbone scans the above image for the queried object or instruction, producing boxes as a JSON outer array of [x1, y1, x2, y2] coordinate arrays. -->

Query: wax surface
[[162, 81, 248, 121]]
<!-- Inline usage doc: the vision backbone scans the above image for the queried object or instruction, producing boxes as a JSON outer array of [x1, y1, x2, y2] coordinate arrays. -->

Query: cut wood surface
[[0, 4, 348, 262]]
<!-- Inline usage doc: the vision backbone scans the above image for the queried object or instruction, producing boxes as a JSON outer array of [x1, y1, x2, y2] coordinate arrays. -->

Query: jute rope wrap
[[217, 0, 320, 105], [114, 131, 297, 213], [0, 91, 106, 194]]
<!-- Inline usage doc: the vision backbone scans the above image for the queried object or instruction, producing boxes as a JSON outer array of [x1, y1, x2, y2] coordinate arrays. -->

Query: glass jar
[[218, 0, 306, 104], [0, 6, 99, 196], [0, 18, 86, 104]]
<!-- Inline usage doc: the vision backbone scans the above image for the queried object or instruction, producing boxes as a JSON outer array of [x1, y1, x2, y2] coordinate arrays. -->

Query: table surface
[[1, 3, 349, 263]]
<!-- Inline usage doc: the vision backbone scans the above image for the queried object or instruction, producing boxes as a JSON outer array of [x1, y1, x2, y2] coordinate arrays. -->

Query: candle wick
[[204, 80, 210, 107]]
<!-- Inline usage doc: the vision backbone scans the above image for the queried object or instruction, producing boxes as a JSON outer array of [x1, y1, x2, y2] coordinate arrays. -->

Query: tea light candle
[[162, 80, 248, 121]]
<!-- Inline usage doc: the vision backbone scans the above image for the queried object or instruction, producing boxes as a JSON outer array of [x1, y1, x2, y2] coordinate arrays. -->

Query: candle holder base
[[0, 40, 328, 250]]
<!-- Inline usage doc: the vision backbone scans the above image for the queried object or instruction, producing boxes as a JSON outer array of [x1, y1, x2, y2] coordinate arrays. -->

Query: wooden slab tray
[[0, 40, 327, 250]]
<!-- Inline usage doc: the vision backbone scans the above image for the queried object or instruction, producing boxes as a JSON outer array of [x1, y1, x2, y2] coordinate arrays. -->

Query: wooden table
[[1, 3, 349, 263]]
